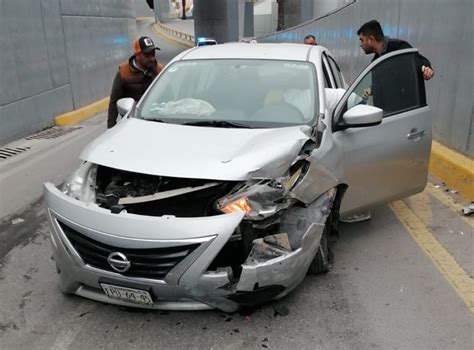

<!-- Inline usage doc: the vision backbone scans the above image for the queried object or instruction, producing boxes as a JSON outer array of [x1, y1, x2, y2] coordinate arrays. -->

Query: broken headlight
[[62, 161, 97, 203], [217, 180, 287, 220], [216, 179, 293, 220], [216, 162, 307, 220]]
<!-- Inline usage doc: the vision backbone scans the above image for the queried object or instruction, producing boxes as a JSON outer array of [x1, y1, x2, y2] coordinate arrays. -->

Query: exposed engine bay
[[95, 166, 235, 217], [91, 163, 340, 280]]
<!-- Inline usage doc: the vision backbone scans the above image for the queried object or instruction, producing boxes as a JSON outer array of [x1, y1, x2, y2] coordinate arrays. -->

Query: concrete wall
[[0, 0, 136, 145], [194, 0, 239, 43], [133, 0, 155, 18], [254, 1, 278, 37], [259, 0, 473, 157], [154, 0, 171, 22]]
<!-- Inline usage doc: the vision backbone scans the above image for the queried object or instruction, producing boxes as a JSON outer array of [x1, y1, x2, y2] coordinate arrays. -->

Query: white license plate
[[101, 283, 154, 305]]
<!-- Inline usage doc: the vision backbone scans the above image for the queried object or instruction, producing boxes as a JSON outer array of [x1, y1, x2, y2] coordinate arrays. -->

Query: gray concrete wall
[[259, 0, 473, 157], [253, 1, 278, 38], [0, 0, 136, 145], [194, 0, 239, 43], [132, 0, 155, 18], [154, 0, 171, 22]]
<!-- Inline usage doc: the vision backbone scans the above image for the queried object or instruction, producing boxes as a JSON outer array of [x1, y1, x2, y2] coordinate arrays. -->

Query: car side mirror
[[117, 98, 136, 117], [340, 104, 383, 129]]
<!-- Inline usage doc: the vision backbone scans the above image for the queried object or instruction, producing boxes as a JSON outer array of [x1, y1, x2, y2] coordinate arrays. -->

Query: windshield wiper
[[181, 120, 251, 128]]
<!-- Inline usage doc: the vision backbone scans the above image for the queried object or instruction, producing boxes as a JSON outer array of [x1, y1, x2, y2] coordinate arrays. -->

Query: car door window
[[326, 54, 344, 88], [322, 55, 335, 88], [337, 51, 426, 121], [321, 60, 332, 88]]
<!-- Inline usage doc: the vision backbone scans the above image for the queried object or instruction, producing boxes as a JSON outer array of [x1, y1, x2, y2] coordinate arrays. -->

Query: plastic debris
[[462, 204, 474, 216], [11, 218, 24, 225], [434, 185, 441, 188], [460, 231, 464, 235], [450, 190, 458, 194]]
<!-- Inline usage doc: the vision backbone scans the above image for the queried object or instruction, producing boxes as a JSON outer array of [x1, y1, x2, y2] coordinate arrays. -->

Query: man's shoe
[[340, 211, 371, 223]]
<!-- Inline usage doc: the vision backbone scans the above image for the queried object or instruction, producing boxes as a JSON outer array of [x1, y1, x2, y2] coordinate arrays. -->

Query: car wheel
[[307, 223, 332, 274]]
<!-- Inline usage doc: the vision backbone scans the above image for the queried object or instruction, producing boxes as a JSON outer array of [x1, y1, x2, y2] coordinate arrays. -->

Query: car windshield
[[138, 59, 318, 128]]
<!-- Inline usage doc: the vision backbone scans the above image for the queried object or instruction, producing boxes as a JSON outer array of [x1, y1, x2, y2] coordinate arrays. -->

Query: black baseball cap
[[134, 36, 160, 54]]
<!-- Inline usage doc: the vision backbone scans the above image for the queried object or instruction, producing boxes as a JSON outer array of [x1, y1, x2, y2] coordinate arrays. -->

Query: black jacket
[[373, 37, 433, 71], [371, 38, 432, 115]]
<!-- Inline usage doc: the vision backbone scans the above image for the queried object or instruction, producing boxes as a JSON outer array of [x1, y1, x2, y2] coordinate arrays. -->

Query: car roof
[[181, 43, 326, 62]]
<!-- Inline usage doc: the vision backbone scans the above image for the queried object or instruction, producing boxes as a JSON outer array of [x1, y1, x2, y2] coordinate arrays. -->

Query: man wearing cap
[[107, 36, 164, 128]]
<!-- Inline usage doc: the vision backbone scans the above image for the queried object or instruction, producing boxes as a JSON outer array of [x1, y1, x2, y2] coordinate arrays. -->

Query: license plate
[[101, 283, 154, 305]]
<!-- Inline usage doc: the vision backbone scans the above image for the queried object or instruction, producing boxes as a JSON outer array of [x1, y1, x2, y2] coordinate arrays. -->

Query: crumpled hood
[[81, 118, 312, 181]]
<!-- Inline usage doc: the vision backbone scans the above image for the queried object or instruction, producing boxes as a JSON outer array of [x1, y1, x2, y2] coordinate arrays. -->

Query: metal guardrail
[[155, 20, 195, 44]]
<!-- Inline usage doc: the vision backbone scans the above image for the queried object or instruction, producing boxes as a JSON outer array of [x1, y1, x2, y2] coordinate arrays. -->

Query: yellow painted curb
[[429, 140, 474, 201], [55, 97, 109, 126]]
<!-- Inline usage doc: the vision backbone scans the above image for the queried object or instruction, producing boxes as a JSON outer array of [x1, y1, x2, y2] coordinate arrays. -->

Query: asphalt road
[[0, 19, 473, 350]]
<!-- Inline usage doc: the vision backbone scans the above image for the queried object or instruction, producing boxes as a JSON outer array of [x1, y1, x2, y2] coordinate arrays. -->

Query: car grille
[[58, 221, 199, 279]]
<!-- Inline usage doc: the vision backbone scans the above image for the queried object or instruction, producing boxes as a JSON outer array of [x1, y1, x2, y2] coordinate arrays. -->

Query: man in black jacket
[[357, 19, 434, 80], [340, 20, 434, 224]]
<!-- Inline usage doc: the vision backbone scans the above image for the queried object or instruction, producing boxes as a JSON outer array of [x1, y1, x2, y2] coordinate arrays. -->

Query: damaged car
[[44, 44, 432, 312]]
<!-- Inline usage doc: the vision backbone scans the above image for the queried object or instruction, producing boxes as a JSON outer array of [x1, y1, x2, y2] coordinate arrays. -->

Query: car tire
[[307, 224, 332, 274]]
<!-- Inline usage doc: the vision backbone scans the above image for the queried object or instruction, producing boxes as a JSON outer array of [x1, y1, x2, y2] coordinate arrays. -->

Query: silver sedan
[[44, 43, 431, 312]]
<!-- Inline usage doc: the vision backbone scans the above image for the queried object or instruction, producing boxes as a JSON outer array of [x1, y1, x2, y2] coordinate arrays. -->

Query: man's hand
[[362, 87, 372, 100], [422, 65, 434, 80]]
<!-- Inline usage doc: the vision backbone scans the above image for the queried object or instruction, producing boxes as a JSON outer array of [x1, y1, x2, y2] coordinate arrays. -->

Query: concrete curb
[[152, 22, 194, 49], [135, 16, 154, 21], [55, 97, 109, 127], [429, 140, 474, 200]]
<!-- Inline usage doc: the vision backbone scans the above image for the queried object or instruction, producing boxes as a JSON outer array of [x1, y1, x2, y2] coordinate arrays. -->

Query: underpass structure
[[0, 1, 473, 349]]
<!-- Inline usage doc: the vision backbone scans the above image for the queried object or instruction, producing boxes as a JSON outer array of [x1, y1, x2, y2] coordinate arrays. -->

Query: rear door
[[331, 49, 432, 215]]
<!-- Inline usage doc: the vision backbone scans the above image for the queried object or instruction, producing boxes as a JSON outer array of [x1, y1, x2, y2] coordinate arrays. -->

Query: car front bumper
[[43, 183, 328, 312]]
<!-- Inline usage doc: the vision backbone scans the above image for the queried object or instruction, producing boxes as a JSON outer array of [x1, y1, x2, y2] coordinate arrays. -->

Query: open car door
[[332, 48, 432, 215]]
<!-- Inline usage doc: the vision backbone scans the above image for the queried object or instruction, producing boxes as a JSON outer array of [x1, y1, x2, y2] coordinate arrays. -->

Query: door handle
[[406, 128, 426, 140]]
